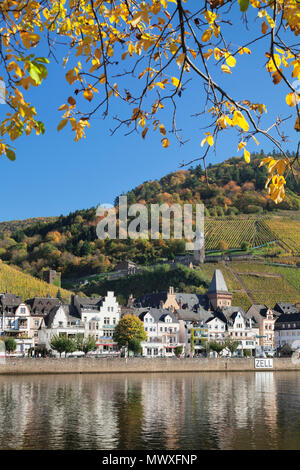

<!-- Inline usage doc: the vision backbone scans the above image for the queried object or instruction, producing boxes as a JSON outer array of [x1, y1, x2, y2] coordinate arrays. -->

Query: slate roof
[[44, 304, 82, 327], [207, 269, 229, 294], [137, 308, 179, 324], [214, 306, 247, 326], [275, 312, 300, 325], [25, 297, 61, 316], [134, 291, 210, 311], [0, 293, 22, 309], [273, 302, 299, 315], [176, 308, 212, 323]]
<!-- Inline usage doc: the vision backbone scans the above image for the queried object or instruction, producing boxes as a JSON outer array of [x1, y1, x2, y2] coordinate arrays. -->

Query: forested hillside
[[0, 152, 299, 281]]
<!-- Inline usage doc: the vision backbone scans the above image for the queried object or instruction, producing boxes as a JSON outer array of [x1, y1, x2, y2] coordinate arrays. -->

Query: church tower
[[207, 269, 232, 310]]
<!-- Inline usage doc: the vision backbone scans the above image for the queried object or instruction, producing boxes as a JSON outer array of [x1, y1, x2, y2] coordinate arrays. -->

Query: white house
[[137, 308, 182, 357], [274, 312, 300, 349], [83, 291, 121, 354], [38, 304, 85, 353], [221, 307, 260, 356], [0, 302, 34, 356]]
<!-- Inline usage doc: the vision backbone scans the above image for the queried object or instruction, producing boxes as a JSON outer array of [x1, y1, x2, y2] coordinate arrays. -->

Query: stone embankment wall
[[0, 357, 299, 375]]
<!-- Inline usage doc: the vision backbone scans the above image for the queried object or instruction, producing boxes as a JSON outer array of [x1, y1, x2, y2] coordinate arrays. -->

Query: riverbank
[[0, 357, 299, 375]]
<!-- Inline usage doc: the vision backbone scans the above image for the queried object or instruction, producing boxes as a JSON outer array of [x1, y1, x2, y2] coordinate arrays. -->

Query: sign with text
[[255, 358, 273, 369]]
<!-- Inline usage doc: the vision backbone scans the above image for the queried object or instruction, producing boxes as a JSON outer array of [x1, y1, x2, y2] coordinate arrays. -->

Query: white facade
[[38, 305, 85, 353], [275, 328, 300, 349], [141, 311, 181, 357], [0, 303, 34, 356], [83, 291, 120, 354], [207, 316, 226, 341], [227, 312, 259, 354]]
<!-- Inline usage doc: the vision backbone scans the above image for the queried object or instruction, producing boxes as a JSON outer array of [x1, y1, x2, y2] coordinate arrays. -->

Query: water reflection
[[0, 372, 300, 450]]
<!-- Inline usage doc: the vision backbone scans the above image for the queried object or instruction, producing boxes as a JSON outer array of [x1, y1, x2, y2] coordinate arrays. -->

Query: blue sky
[[0, 4, 298, 222]]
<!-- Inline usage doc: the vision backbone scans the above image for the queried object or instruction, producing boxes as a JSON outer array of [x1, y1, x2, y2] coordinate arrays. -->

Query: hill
[[122, 151, 300, 214], [82, 261, 300, 312], [0, 260, 72, 301], [0, 152, 299, 283]]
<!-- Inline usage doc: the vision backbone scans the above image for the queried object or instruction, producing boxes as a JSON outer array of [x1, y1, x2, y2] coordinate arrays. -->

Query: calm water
[[0, 371, 300, 450]]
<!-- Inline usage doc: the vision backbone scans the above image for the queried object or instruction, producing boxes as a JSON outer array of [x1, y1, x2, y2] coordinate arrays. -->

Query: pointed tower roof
[[207, 270, 228, 294]]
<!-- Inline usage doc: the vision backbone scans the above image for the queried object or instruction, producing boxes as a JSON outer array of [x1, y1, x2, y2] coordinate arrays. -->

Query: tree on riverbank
[[50, 335, 75, 357], [74, 334, 97, 355], [113, 315, 147, 357], [208, 341, 225, 357], [4, 337, 17, 355]]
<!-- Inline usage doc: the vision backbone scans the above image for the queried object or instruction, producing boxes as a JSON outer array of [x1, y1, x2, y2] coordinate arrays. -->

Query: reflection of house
[[0, 295, 34, 355], [246, 305, 277, 348], [136, 308, 181, 357]]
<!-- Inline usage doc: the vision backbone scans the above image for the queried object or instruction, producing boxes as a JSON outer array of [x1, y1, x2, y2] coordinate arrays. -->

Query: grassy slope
[[0, 260, 72, 301]]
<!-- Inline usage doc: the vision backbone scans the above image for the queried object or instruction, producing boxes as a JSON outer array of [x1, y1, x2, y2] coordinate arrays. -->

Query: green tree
[[50, 335, 68, 357], [224, 338, 240, 356], [208, 341, 225, 357], [113, 314, 147, 357], [128, 337, 142, 355], [243, 349, 252, 358], [74, 334, 97, 355], [56, 289, 62, 301], [175, 346, 183, 357], [4, 337, 17, 355]]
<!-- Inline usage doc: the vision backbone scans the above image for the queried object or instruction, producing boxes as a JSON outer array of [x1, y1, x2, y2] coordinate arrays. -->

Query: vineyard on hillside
[[204, 218, 277, 251], [265, 218, 300, 254], [0, 261, 72, 301]]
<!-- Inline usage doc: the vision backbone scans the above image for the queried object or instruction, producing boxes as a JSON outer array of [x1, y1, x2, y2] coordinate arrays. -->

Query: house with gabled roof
[[38, 304, 85, 354], [246, 304, 277, 349], [136, 308, 181, 357]]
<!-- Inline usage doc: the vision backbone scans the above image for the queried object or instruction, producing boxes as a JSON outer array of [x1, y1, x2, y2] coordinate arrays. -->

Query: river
[[0, 371, 299, 450]]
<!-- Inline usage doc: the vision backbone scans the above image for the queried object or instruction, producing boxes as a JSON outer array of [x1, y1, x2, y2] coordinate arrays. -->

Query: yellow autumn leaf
[[295, 117, 300, 132], [232, 110, 249, 132], [202, 29, 212, 43], [171, 77, 181, 88], [83, 89, 93, 101], [286, 92, 299, 107], [176, 53, 186, 68], [142, 127, 148, 139], [107, 45, 114, 57], [244, 148, 250, 163], [238, 141, 246, 151], [161, 137, 169, 148], [57, 119, 68, 131], [201, 133, 214, 147], [225, 53, 236, 67], [221, 64, 232, 74], [261, 21, 268, 34]]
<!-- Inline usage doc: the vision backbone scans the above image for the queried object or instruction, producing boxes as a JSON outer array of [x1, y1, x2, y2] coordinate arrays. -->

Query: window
[[34, 320, 39, 327]]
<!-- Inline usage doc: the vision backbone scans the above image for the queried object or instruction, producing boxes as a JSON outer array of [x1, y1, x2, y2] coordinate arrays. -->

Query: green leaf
[[6, 149, 16, 161], [28, 63, 42, 84], [35, 120, 45, 134], [35, 57, 50, 64], [238, 0, 249, 12]]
